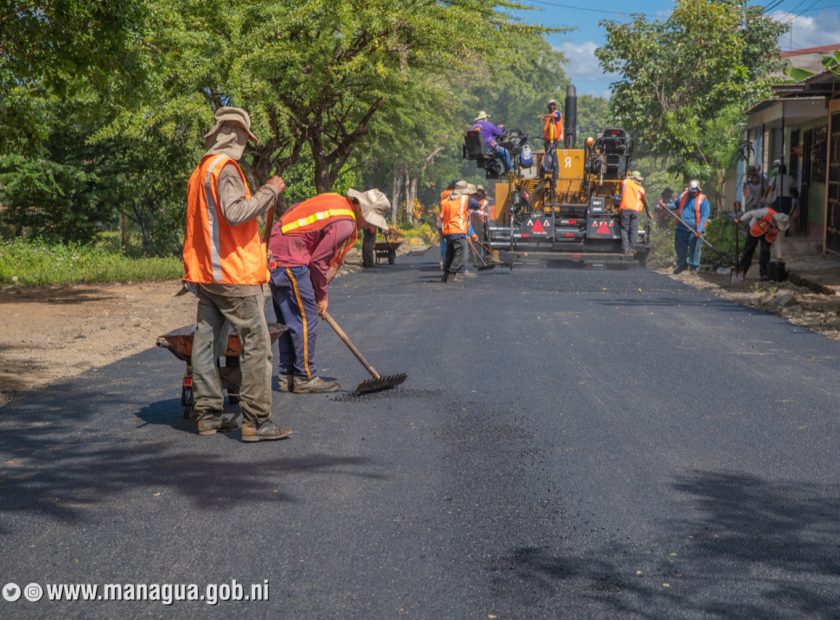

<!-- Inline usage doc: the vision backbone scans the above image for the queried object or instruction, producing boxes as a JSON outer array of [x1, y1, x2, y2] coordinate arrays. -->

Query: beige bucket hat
[[204, 107, 260, 144], [473, 111, 490, 122], [774, 212, 790, 231], [347, 188, 391, 231]]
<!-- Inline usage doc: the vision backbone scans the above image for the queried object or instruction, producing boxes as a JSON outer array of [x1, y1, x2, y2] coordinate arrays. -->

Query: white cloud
[[771, 10, 840, 50], [557, 41, 615, 81]]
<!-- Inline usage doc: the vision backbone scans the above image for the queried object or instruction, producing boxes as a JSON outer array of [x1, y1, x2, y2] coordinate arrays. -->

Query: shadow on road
[[0, 383, 385, 533], [494, 470, 840, 619]]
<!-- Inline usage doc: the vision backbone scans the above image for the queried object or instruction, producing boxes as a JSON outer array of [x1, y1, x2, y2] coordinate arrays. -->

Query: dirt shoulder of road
[[659, 264, 840, 341], [0, 244, 430, 408]]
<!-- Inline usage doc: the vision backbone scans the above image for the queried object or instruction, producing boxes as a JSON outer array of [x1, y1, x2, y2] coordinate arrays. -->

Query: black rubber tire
[[388, 249, 396, 265]]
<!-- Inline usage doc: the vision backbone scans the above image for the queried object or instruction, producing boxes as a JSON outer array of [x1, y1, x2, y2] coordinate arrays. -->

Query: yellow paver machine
[[464, 86, 649, 263]]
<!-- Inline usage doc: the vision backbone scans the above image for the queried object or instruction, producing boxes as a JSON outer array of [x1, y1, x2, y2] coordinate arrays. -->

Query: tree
[[596, 0, 786, 200]]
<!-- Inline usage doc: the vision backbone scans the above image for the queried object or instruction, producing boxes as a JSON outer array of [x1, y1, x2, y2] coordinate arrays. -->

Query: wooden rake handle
[[322, 311, 382, 381]]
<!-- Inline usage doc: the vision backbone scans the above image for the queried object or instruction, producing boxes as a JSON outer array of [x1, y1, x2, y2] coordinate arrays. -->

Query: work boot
[[672, 266, 686, 275], [293, 376, 340, 393], [241, 419, 293, 443], [460, 271, 477, 279], [689, 266, 699, 274], [441, 274, 448, 283], [278, 374, 293, 393], [196, 413, 239, 436]]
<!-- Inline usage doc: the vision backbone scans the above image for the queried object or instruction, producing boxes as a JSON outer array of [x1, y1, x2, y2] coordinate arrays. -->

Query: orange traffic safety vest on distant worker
[[543, 112, 564, 143], [677, 191, 708, 231], [279, 193, 358, 279], [440, 194, 470, 235], [750, 208, 780, 243], [619, 178, 646, 212], [183, 153, 268, 285]]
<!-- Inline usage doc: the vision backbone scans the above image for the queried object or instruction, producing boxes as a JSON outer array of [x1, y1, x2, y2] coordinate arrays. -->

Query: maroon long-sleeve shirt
[[268, 219, 357, 302]]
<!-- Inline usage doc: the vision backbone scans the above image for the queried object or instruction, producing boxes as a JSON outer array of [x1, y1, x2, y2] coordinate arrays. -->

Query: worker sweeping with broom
[[267, 189, 390, 393]]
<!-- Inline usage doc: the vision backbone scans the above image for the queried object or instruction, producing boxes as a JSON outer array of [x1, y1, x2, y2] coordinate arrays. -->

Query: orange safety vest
[[543, 112, 564, 143], [619, 178, 645, 212], [183, 154, 268, 285], [750, 208, 780, 243], [440, 194, 470, 235], [677, 191, 707, 230], [280, 193, 358, 281]]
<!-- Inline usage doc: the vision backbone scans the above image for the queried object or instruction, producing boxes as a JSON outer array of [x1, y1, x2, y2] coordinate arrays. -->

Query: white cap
[[774, 213, 790, 231], [689, 180, 700, 190]]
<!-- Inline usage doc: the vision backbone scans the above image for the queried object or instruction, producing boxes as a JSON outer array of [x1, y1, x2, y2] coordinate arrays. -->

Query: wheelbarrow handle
[[322, 311, 382, 381]]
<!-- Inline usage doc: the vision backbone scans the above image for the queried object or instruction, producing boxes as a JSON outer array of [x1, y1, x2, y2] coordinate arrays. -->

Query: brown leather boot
[[293, 376, 340, 393], [196, 413, 239, 436], [241, 420, 293, 442], [278, 374, 293, 393]]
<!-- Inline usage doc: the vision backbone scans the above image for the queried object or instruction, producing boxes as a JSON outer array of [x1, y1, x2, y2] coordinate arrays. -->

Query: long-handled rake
[[474, 239, 514, 269], [466, 238, 495, 271], [322, 311, 407, 395]]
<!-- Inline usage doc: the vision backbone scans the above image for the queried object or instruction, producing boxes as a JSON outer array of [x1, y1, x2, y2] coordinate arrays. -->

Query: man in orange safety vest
[[183, 107, 293, 442]]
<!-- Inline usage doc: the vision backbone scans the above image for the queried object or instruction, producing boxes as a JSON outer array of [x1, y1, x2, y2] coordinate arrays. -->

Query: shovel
[[467, 238, 495, 271], [322, 311, 407, 395]]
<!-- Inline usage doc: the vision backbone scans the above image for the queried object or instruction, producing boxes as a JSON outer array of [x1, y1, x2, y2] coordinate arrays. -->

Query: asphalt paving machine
[[463, 85, 649, 263]]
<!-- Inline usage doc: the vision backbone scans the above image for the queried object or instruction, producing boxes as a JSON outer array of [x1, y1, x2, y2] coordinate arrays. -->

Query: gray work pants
[[192, 288, 273, 424], [619, 210, 639, 252]]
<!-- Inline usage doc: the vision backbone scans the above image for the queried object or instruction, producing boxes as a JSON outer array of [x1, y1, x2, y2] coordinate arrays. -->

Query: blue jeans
[[494, 145, 512, 172], [675, 227, 702, 269], [439, 233, 447, 264]]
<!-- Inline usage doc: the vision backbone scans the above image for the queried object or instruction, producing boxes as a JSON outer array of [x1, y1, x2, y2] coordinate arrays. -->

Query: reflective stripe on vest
[[751, 209, 779, 243], [678, 192, 707, 230], [543, 113, 564, 143], [279, 193, 356, 235], [183, 154, 267, 285], [441, 195, 469, 235]]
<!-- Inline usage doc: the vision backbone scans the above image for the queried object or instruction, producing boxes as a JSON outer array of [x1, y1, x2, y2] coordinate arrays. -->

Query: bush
[[703, 217, 738, 264], [0, 239, 182, 286]]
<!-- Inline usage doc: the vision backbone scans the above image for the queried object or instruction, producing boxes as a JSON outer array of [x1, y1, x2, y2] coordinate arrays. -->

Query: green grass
[[0, 239, 182, 286]]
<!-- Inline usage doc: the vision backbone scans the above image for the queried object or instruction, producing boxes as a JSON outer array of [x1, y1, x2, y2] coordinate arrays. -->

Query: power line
[[524, 0, 647, 17]]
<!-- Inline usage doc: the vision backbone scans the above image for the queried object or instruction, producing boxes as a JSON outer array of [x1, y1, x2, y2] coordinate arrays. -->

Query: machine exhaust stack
[[564, 84, 577, 148]]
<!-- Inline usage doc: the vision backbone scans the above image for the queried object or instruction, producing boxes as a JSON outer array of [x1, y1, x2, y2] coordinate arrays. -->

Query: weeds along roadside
[[0, 239, 182, 286]]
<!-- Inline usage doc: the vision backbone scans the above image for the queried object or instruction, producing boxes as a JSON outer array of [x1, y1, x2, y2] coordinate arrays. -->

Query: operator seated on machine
[[470, 111, 512, 174]]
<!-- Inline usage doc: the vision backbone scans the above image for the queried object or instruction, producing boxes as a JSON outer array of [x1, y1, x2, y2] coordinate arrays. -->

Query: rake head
[[352, 373, 408, 396]]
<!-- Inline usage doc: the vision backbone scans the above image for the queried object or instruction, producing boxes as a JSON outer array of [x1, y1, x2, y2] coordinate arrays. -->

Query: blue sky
[[511, 0, 840, 98]]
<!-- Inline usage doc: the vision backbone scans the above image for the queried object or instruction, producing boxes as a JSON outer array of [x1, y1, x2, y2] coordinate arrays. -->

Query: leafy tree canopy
[[596, 0, 786, 185]]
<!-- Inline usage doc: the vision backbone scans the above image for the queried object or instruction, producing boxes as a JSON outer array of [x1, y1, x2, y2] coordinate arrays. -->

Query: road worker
[[438, 179, 458, 271], [733, 207, 789, 281], [542, 99, 564, 149], [617, 170, 650, 255], [441, 181, 481, 282], [470, 111, 511, 173], [659, 180, 710, 274], [183, 106, 292, 442], [268, 189, 390, 393]]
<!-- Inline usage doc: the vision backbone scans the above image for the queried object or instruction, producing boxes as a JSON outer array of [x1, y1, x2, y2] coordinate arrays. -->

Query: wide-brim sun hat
[[473, 111, 489, 122], [203, 106, 260, 144], [347, 188, 391, 231]]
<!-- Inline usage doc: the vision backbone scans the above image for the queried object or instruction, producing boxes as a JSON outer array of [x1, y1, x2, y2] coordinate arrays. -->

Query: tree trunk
[[404, 167, 412, 223], [409, 176, 418, 222], [391, 163, 402, 224]]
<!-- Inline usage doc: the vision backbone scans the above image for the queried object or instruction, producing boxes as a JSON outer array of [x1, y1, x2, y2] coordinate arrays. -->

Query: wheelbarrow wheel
[[227, 386, 240, 405], [388, 249, 396, 265]]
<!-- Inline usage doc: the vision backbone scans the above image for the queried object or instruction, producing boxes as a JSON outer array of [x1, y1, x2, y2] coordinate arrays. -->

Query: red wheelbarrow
[[157, 322, 288, 418]]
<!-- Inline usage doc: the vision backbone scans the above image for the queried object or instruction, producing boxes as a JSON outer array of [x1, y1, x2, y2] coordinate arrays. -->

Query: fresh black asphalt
[[1, 250, 839, 619]]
